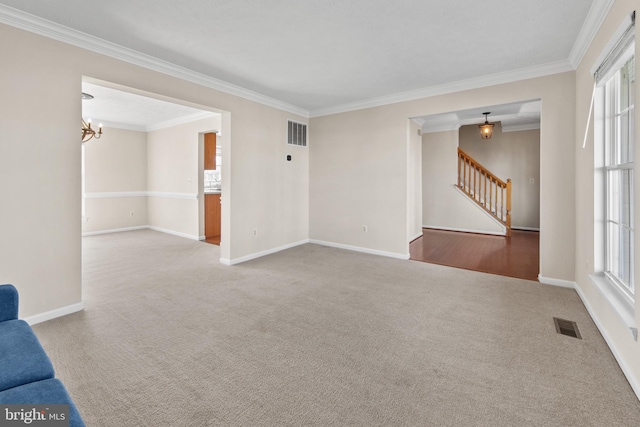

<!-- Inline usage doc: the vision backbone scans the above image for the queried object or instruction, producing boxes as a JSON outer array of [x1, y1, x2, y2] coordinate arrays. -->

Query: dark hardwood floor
[[410, 228, 539, 281]]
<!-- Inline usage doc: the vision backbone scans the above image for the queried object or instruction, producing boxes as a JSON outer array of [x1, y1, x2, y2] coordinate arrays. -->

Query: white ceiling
[[0, 0, 599, 116], [415, 100, 541, 134], [82, 82, 217, 131]]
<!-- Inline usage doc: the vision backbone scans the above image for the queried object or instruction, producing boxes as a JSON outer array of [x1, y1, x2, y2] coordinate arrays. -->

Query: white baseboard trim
[[83, 225, 201, 241], [511, 226, 540, 232], [147, 226, 201, 241], [409, 231, 423, 242], [221, 239, 310, 265], [423, 225, 506, 236], [573, 283, 640, 401], [24, 302, 84, 326], [537, 275, 576, 289], [82, 226, 148, 237], [309, 239, 410, 260]]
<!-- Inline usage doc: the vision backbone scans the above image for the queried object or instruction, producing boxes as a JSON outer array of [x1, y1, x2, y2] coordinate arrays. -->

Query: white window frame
[[603, 53, 635, 297], [590, 14, 637, 341]]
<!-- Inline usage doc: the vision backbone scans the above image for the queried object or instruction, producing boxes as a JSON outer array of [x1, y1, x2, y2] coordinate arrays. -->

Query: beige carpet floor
[[31, 229, 640, 426]]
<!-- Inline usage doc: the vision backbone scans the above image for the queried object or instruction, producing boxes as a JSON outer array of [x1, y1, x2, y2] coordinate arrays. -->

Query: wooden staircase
[[456, 148, 512, 236]]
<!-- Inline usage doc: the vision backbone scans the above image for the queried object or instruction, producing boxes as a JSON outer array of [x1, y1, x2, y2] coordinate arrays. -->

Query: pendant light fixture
[[478, 112, 494, 140]]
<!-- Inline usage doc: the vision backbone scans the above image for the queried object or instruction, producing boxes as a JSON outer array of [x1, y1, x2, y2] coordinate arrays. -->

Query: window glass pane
[[608, 222, 621, 277], [608, 170, 620, 223], [618, 111, 630, 164], [620, 169, 633, 228], [629, 56, 635, 105], [620, 226, 633, 287], [629, 107, 636, 163], [619, 60, 630, 111]]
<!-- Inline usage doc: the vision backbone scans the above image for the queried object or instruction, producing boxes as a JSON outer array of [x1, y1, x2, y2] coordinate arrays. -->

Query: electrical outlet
[[130, 211, 134, 216], [362, 225, 368, 233], [253, 228, 258, 237]]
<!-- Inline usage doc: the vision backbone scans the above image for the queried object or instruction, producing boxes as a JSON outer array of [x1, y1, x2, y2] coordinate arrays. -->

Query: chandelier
[[478, 112, 494, 140], [82, 92, 103, 143], [82, 118, 102, 143]]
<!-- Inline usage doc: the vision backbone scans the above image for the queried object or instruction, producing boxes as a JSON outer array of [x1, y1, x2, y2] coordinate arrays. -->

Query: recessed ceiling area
[[414, 100, 541, 134], [82, 82, 218, 131], [1, 0, 597, 115]]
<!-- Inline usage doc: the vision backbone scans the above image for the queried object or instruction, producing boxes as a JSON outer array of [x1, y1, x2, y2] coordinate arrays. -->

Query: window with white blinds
[[603, 52, 635, 297], [593, 11, 636, 307]]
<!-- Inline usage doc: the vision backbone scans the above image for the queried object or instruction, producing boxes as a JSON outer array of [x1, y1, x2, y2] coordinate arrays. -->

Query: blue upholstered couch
[[0, 284, 85, 426]]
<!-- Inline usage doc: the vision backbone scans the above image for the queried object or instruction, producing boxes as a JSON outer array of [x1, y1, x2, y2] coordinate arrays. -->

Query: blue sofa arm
[[0, 284, 19, 322]]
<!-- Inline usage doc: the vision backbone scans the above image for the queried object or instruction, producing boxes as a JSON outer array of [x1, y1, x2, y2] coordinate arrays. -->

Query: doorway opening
[[409, 100, 541, 280], [80, 78, 228, 250]]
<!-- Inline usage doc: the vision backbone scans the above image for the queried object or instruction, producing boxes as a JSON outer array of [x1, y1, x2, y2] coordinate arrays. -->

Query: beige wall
[[310, 112, 410, 257], [422, 130, 505, 234], [0, 23, 308, 318], [83, 127, 148, 233], [311, 72, 575, 276], [82, 118, 221, 239], [574, 0, 640, 396], [459, 125, 541, 229], [147, 117, 218, 239], [408, 120, 423, 241], [84, 127, 148, 192]]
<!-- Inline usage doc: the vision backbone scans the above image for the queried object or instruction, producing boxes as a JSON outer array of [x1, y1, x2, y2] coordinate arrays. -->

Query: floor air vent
[[553, 317, 582, 339]]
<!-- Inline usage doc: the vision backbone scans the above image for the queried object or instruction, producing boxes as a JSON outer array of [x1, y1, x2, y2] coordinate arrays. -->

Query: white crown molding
[[421, 124, 461, 134], [568, 0, 616, 68], [310, 59, 574, 118], [501, 123, 541, 133], [0, 4, 309, 118], [423, 121, 540, 134], [146, 111, 217, 132], [84, 111, 217, 132], [88, 120, 147, 132]]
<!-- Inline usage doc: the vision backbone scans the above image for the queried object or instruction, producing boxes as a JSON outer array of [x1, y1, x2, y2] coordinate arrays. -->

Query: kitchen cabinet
[[204, 132, 216, 170], [205, 193, 221, 239]]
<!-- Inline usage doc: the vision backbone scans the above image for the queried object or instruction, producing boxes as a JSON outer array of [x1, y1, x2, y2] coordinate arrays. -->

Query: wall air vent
[[287, 120, 307, 147]]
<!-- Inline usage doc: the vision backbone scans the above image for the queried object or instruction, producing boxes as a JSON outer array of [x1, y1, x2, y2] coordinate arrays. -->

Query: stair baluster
[[456, 147, 512, 236]]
